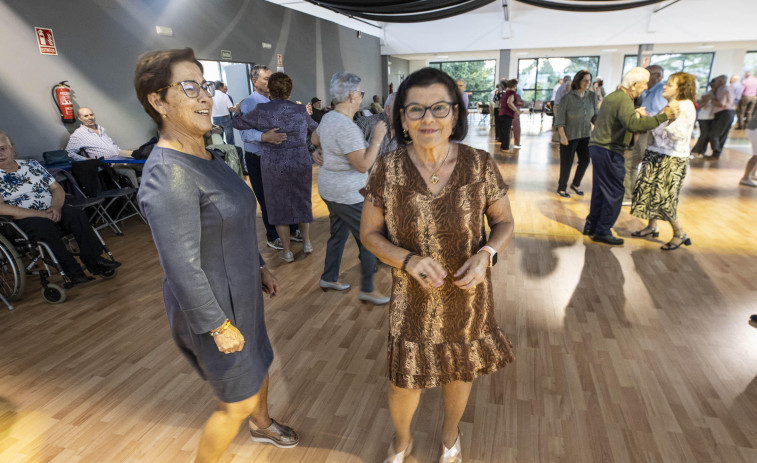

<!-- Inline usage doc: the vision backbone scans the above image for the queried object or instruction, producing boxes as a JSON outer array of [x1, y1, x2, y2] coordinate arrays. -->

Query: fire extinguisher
[[52, 81, 75, 124]]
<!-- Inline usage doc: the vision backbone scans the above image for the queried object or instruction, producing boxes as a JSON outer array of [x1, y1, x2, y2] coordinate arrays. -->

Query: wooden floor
[[2, 116, 757, 463]]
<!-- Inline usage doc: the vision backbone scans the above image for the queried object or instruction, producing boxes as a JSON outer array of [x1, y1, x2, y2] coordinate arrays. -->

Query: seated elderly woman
[[134, 48, 297, 462], [360, 67, 515, 463], [0, 130, 120, 285], [232, 72, 318, 262]]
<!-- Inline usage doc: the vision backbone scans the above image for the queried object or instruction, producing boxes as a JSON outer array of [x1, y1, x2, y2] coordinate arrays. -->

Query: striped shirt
[[65, 125, 121, 161]]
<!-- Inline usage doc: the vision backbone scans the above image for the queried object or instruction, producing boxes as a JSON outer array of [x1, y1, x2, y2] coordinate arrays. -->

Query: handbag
[[42, 150, 71, 165]]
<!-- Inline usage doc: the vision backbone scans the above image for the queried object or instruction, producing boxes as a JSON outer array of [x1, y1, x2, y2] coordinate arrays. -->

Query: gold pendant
[[430, 174, 439, 184]]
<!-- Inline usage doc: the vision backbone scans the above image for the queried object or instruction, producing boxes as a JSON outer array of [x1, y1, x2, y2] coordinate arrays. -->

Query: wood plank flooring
[[1, 117, 757, 462]]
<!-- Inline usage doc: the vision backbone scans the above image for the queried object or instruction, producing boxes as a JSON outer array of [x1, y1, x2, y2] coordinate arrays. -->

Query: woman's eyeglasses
[[155, 80, 215, 98], [403, 101, 455, 121]]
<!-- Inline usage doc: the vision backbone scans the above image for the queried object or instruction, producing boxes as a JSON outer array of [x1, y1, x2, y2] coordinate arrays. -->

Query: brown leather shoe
[[249, 418, 299, 448]]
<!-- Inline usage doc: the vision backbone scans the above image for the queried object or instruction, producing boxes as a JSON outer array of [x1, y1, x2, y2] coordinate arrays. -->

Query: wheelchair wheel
[[42, 283, 66, 304], [0, 234, 25, 301], [99, 268, 118, 279]]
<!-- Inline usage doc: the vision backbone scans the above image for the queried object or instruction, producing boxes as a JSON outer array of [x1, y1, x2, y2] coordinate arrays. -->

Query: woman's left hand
[[261, 267, 280, 298], [453, 252, 489, 290]]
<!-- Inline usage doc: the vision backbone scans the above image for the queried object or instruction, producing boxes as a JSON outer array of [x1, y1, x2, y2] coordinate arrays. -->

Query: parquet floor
[[1, 117, 757, 462]]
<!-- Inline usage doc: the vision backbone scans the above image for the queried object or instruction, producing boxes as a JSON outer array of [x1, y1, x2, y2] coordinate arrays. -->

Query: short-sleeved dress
[[233, 99, 318, 225], [138, 147, 273, 403], [361, 144, 514, 389]]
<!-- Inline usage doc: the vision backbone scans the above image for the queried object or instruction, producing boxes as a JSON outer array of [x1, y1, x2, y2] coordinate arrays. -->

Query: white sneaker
[[278, 250, 294, 263], [739, 178, 757, 187]]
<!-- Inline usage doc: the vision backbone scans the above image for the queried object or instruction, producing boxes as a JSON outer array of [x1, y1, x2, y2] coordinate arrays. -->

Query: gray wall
[[0, 0, 382, 159]]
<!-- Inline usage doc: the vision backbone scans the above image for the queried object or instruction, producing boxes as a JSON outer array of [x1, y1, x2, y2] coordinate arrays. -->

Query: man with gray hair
[[356, 92, 397, 155], [623, 65, 666, 205], [584, 67, 678, 245]]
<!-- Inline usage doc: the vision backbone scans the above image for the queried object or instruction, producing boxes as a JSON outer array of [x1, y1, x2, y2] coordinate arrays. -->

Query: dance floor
[[1, 116, 756, 462]]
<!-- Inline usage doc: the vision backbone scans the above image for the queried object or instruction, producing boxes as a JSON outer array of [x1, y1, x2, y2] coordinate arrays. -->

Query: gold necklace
[[426, 145, 451, 184]]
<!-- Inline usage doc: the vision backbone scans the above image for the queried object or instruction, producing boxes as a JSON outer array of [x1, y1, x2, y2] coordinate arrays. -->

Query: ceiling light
[[697, 45, 715, 49], [515, 52, 529, 55], [601, 49, 617, 52]]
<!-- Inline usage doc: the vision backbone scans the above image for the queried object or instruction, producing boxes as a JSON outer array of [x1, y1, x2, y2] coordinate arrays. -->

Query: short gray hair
[[250, 65, 270, 82], [330, 71, 361, 104], [621, 67, 650, 89], [0, 130, 13, 146]]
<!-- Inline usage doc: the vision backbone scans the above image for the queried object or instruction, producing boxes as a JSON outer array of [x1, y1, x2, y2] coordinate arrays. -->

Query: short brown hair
[[670, 72, 696, 102], [571, 70, 592, 91], [268, 72, 292, 100], [134, 48, 203, 128]]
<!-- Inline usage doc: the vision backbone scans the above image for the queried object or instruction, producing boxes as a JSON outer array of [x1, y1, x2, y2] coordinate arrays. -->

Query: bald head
[[77, 107, 97, 129], [646, 65, 663, 88]]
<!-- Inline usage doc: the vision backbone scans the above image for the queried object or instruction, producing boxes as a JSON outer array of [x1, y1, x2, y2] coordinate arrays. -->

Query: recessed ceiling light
[[601, 49, 617, 52], [697, 45, 715, 49], [515, 52, 529, 55]]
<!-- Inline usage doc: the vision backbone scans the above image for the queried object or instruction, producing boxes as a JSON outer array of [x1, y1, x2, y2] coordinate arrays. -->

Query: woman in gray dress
[[134, 48, 298, 462]]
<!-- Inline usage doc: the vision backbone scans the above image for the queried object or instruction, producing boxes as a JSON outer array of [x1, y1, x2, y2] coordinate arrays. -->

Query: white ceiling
[[266, 0, 757, 58]]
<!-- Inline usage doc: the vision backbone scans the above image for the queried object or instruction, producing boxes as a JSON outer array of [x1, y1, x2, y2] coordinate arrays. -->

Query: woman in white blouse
[[630, 72, 697, 250]]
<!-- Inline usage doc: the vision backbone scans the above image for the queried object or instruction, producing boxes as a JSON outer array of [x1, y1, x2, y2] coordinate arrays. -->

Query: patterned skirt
[[631, 150, 689, 223]]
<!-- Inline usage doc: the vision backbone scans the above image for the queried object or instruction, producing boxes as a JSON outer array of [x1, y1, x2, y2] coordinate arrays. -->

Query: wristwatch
[[478, 245, 497, 267]]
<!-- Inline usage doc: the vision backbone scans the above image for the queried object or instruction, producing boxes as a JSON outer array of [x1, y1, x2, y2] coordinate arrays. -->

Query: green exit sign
[[221, 50, 232, 60]]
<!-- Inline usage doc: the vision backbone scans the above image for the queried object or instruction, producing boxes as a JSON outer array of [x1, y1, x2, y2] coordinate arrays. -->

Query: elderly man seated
[[0, 131, 120, 285], [65, 107, 140, 187]]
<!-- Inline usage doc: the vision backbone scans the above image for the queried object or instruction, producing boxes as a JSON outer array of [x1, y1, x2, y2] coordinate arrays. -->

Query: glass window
[[743, 51, 757, 75], [517, 56, 599, 103], [619, 53, 713, 95], [622, 55, 638, 77], [429, 60, 497, 108]]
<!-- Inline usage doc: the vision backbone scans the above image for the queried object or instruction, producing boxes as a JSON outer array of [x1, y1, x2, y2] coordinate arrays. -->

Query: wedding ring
[[419, 272, 427, 279]]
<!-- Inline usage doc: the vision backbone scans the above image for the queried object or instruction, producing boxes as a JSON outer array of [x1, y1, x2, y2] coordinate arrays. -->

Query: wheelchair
[[0, 216, 119, 308]]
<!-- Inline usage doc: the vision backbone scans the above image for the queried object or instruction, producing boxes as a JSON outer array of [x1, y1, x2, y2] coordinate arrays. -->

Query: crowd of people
[[4, 43, 756, 463]]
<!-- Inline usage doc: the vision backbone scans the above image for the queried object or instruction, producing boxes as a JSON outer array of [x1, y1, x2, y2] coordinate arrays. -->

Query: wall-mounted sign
[[221, 50, 232, 60], [35, 27, 57, 55]]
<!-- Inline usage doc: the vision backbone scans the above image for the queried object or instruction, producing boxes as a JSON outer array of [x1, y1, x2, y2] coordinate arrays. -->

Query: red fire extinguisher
[[52, 81, 75, 124]]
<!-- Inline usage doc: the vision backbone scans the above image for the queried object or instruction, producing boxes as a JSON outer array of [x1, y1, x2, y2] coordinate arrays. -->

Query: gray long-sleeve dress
[[138, 146, 272, 403]]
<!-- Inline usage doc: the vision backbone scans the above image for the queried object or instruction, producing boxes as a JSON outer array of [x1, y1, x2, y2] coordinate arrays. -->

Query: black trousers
[[558, 137, 591, 191], [586, 146, 625, 236], [15, 205, 102, 275], [499, 115, 514, 150], [494, 110, 503, 141], [710, 110, 735, 156], [244, 152, 295, 242], [692, 119, 713, 154]]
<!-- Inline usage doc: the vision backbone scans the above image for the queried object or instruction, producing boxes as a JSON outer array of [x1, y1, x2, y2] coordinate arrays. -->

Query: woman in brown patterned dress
[[360, 67, 515, 463]]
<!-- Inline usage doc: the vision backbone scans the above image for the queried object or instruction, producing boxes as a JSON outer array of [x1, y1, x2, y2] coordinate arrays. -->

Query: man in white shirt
[[65, 107, 139, 187], [212, 81, 240, 145]]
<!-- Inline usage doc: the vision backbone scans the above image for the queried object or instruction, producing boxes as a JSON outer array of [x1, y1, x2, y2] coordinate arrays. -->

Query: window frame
[[517, 55, 601, 104]]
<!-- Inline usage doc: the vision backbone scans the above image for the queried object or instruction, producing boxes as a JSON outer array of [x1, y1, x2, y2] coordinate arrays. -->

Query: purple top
[[233, 99, 317, 154]]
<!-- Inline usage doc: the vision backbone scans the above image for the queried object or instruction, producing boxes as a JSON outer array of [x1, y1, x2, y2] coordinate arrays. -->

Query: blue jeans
[[586, 146, 625, 236], [212, 115, 235, 145], [320, 198, 377, 292]]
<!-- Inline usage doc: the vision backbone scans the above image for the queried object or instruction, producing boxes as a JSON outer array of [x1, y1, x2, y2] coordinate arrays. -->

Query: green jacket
[[589, 88, 668, 154]]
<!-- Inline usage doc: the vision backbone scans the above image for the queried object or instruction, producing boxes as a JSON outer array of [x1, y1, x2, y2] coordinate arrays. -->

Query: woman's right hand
[[372, 120, 388, 142], [406, 255, 447, 288], [212, 324, 245, 354], [559, 135, 569, 146]]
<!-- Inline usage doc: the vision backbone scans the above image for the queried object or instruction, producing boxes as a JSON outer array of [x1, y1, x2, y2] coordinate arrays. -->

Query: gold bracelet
[[209, 319, 231, 336]]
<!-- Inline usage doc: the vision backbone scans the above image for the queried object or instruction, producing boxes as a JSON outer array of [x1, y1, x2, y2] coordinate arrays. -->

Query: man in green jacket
[[584, 67, 679, 245]]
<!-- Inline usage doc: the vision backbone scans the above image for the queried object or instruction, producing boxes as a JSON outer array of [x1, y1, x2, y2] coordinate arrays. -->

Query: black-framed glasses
[[403, 101, 455, 120], [155, 80, 215, 98]]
